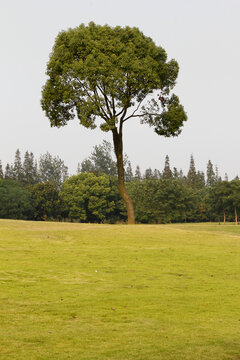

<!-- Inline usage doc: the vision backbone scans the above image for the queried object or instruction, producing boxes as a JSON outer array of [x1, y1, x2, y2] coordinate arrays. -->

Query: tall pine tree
[[134, 165, 142, 180], [125, 161, 133, 182], [13, 149, 24, 182], [144, 168, 154, 179], [206, 160, 215, 186], [187, 155, 197, 187], [224, 173, 229, 181], [23, 151, 39, 184], [162, 155, 172, 179], [215, 166, 222, 182], [153, 169, 161, 179], [173, 167, 179, 179], [39, 152, 68, 190], [5, 163, 14, 179], [195, 170, 205, 188]]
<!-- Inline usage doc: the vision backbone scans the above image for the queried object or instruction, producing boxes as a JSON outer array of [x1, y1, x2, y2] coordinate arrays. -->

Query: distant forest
[[0, 141, 239, 224]]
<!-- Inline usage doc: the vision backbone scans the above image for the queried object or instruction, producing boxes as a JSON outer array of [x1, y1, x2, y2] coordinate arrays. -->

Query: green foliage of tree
[[125, 161, 133, 182], [13, 149, 24, 182], [41, 22, 187, 223], [144, 168, 154, 180], [0, 179, 33, 219], [187, 155, 197, 188], [173, 167, 179, 179], [206, 181, 232, 222], [162, 155, 172, 179], [214, 166, 221, 182], [195, 171, 205, 189], [134, 165, 142, 180], [79, 140, 117, 176], [78, 159, 94, 174], [127, 178, 192, 223], [28, 182, 60, 220], [206, 160, 215, 187], [185, 187, 208, 222], [39, 152, 68, 190], [23, 151, 38, 185], [5, 163, 14, 180], [59, 173, 117, 223], [153, 169, 161, 179]]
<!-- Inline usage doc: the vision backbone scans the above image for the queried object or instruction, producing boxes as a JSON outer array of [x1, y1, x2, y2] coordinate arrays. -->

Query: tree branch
[[116, 107, 126, 117], [73, 78, 110, 121], [92, 88, 110, 121], [111, 96, 116, 117], [122, 98, 145, 123], [96, 84, 113, 118]]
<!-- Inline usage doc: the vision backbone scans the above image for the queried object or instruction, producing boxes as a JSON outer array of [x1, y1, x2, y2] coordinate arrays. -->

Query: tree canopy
[[41, 22, 187, 223], [78, 140, 117, 176], [0, 180, 33, 220], [59, 173, 117, 223]]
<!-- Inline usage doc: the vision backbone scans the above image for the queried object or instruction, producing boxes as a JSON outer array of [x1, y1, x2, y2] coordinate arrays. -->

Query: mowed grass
[[0, 221, 240, 360]]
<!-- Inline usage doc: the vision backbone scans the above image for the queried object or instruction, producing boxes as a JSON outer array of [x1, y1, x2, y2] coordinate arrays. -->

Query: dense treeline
[[0, 144, 239, 223], [0, 150, 68, 189]]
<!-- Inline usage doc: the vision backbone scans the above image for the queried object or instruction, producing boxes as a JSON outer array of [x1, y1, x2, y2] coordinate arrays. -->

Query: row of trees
[[0, 174, 121, 222], [0, 142, 239, 223], [0, 173, 239, 224], [127, 178, 240, 224], [0, 150, 68, 189], [77, 141, 233, 186], [1, 144, 232, 188]]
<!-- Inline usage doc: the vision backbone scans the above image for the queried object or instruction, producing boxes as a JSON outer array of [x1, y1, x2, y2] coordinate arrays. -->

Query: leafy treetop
[[41, 22, 187, 136]]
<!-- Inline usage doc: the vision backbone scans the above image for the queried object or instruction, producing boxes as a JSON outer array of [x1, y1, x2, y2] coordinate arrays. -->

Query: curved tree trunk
[[235, 207, 238, 225], [112, 128, 135, 224]]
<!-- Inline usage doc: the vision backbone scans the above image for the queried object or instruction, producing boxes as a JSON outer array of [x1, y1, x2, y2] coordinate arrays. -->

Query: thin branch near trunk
[[111, 96, 116, 117], [73, 78, 110, 122], [92, 88, 109, 122], [122, 98, 145, 123], [96, 84, 113, 118]]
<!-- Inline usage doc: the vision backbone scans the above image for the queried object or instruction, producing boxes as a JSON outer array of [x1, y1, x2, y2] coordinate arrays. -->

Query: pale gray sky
[[1, 0, 240, 178]]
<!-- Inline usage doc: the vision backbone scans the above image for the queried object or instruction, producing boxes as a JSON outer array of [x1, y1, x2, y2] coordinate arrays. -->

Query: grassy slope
[[0, 220, 240, 360]]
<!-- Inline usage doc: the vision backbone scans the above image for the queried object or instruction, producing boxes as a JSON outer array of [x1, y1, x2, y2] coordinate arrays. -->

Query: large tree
[[162, 155, 172, 179], [41, 22, 187, 223]]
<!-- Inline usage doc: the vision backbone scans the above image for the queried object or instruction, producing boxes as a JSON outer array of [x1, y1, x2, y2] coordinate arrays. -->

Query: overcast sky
[[1, 0, 240, 178]]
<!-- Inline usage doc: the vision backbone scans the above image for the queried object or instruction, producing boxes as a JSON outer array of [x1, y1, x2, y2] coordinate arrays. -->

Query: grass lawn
[[0, 220, 240, 359]]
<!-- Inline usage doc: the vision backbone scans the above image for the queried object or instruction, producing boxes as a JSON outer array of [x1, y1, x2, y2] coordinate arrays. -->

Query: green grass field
[[0, 220, 240, 360]]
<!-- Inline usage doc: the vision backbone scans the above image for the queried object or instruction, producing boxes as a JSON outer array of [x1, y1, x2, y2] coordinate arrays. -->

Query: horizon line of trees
[[0, 150, 68, 190], [0, 143, 239, 224], [0, 144, 238, 186]]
